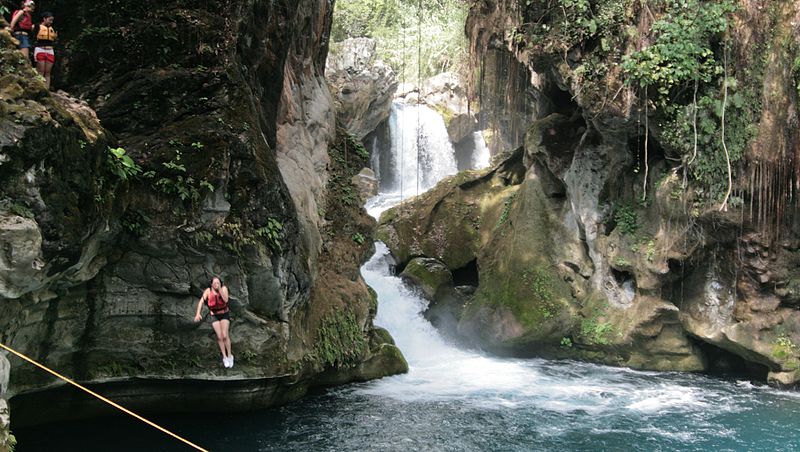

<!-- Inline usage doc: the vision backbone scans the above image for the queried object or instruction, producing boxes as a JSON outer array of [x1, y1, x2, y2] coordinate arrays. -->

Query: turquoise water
[[15, 243, 800, 452], [14, 355, 800, 451]]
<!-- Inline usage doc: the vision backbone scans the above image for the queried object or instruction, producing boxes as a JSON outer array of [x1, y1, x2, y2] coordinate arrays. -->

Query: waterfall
[[375, 101, 458, 195], [470, 131, 491, 169]]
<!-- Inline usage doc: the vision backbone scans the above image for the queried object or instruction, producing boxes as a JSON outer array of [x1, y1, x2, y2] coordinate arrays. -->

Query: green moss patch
[[311, 309, 370, 369]]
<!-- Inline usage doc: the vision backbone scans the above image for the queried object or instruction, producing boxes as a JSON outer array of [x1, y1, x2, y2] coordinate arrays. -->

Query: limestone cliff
[[0, 0, 406, 431], [380, 0, 800, 385]]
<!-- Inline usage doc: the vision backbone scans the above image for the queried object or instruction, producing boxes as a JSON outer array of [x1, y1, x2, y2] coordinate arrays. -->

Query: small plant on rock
[[256, 218, 283, 252], [107, 147, 142, 181], [352, 232, 366, 245]]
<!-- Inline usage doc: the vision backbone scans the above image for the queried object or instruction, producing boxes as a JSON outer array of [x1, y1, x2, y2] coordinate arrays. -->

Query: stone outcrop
[[400, 257, 454, 300], [0, 1, 406, 429], [406, 72, 477, 145], [326, 38, 398, 140]]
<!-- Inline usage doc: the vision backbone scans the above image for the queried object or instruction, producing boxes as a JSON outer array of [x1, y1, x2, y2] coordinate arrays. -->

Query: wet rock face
[[0, 0, 406, 426], [326, 38, 398, 140]]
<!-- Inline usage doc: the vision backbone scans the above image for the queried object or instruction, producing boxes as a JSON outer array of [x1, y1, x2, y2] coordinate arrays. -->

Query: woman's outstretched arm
[[194, 289, 208, 322]]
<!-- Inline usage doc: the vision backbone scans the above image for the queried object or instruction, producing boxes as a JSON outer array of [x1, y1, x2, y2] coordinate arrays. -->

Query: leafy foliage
[[620, 0, 754, 201], [121, 209, 150, 236], [332, 0, 468, 81], [622, 0, 735, 95], [312, 309, 369, 368], [521, 0, 632, 50], [580, 318, 613, 345], [495, 192, 517, 230], [154, 148, 215, 203], [10, 202, 33, 219], [256, 218, 283, 252], [613, 203, 638, 236], [107, 147, 142, 181]]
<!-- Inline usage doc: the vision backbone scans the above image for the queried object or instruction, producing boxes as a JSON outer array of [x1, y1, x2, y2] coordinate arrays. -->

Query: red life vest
[[12, 11, 34, 32], [207, 290, 228, 313]]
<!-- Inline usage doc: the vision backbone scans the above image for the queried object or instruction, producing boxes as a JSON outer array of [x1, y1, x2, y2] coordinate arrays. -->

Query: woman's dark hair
[[211, 275, 223, 286], [41, 11, 53, 18]]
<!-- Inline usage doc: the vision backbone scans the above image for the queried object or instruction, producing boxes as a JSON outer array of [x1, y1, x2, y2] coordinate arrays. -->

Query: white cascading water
[[366, 100, 489, 215], [469, 131, 491, 169], [379, 101, 458, 193]]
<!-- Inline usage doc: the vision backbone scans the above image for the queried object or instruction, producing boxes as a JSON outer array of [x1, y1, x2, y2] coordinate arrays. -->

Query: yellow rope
[[0, 342, 209, 452]]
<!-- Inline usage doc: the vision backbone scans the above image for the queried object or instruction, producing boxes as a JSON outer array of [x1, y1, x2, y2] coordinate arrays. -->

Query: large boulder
[[326, 38, 398, 139], [400, 257, 453, 300]]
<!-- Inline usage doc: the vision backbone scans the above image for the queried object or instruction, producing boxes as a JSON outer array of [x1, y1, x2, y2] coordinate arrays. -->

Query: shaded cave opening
[[693, 339, 770, 382], [611, 268, 635, 288], [452, 259, 479, 287]]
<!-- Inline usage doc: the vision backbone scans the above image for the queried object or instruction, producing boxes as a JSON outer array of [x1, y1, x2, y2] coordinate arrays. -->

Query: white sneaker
[[222, 356, 231, 368], [229, 355, 234, 368]]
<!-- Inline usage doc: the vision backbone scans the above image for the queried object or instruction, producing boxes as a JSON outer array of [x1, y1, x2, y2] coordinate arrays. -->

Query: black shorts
[[210, 311, 230, 322]]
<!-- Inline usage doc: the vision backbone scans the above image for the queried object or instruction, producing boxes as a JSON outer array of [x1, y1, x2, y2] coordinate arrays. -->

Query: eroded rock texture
[[326, 37, 398, 140]]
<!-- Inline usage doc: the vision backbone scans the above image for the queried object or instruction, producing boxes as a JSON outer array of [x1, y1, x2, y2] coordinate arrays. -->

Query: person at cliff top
[[33, 11, 57, 90], [194, 276, 234, 368], [8, 0, 36, 60]]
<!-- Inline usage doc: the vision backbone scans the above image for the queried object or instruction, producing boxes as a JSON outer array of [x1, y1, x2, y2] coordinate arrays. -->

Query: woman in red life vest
[[194, 277, 234, 368], [8, 0, 36, 60], [34, 12, 57, 90]]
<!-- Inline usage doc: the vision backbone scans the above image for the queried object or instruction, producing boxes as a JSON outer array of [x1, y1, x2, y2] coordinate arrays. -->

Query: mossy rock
[[370, 327, 396, 347], [359, 344, 409, 379], [400, 257, 453, 300], [458, 176, 578, 350], [377, 148, 526, 269]]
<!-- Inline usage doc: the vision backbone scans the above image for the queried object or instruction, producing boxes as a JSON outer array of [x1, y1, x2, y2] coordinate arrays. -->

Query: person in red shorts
[[33, 12, 57, 89], [8, 0, 36, 60]]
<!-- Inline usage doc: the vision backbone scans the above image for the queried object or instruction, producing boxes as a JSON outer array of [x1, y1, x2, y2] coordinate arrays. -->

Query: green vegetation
[[323, 129, 374, 249], [218, 222, 255, 255], [622, 1, 734, 93], [645, 239, 656, 263], [495, 192, 518, 230], [612, 255, 631, 268], [772, 335, 800, 371], [521, 0, 632, 50], [312, 309, 369, 369], [613, 203, 638, 236], [255, 218, 283, 252], [154, 148, 215, 203], [621, 0, 758, 201], [560, 337, 573, 348], [518, 267, 562, 321], [107, 147, 142, 181], [580, 301, 614, 346], [352, 232, 366, 245], [580, 318, 613, 346], [9, 202, 33, 219], [121, 209, 150, 236], [332, 0, 468, 81]]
